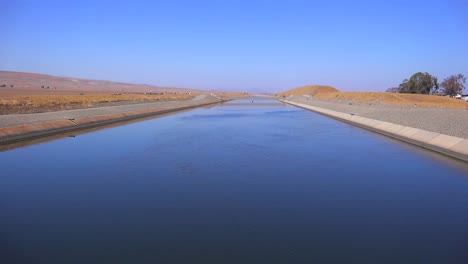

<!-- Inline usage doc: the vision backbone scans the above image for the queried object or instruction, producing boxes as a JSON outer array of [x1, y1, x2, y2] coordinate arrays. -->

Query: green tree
[[440, 74, 466, 96], [398, 72, 439, 94]]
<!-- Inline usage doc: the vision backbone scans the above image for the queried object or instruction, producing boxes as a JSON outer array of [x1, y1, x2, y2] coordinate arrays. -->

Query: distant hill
[[0, 71, 206, 94], [278, 85, 339, 96]]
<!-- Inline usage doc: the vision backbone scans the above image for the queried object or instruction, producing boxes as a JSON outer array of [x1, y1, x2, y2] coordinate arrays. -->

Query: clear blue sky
[[1, 0, 467, 92]]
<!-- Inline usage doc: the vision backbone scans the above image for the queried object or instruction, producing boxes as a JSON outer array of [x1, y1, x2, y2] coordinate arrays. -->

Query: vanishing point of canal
[[2, 98, 468, 263]]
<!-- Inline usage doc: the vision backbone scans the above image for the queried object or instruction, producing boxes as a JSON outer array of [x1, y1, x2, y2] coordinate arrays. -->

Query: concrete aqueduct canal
[[2, 98, 468, 263]]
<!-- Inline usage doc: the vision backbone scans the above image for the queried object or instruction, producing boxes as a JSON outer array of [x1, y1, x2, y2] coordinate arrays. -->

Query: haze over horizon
[[1, 0, 467, 93]]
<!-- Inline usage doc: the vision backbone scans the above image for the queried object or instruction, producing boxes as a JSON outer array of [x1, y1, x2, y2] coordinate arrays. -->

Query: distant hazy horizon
[[1, 0, 467, 93]]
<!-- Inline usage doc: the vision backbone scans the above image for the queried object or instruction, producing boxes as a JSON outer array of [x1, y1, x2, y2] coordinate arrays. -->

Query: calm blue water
[[2, 99, 468, 263]]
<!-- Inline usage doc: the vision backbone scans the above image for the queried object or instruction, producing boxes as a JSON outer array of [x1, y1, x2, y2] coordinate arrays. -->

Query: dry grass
[[315, 92, 468, 109], [278, 85, 339, 96], [278, 85, 467, 109], [0, 93, 195, 114], [0, 93, 193, 107]]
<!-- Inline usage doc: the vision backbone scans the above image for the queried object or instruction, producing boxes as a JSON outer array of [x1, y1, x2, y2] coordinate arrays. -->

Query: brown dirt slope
[[315, 92, 467, 109], [278, 85, 339, 96], [0, 70, 205, 94]]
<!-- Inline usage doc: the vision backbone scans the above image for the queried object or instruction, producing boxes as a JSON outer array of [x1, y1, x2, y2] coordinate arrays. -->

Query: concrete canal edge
[[0, 99, 225, 145], [283, 100, 468, 163]]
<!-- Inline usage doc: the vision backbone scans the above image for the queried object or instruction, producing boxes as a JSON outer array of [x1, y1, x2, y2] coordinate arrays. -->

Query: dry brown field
[[279, 85, 467, 109]]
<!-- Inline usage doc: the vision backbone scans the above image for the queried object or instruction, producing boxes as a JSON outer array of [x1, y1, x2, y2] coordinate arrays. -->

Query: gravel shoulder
[[0, 94, 218, 128], [287, 96, 468, 139]]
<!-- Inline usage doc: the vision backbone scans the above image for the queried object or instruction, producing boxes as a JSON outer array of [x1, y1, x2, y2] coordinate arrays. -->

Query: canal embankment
[[0, 94, 225, 144], [282, 96, 468, 162]]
